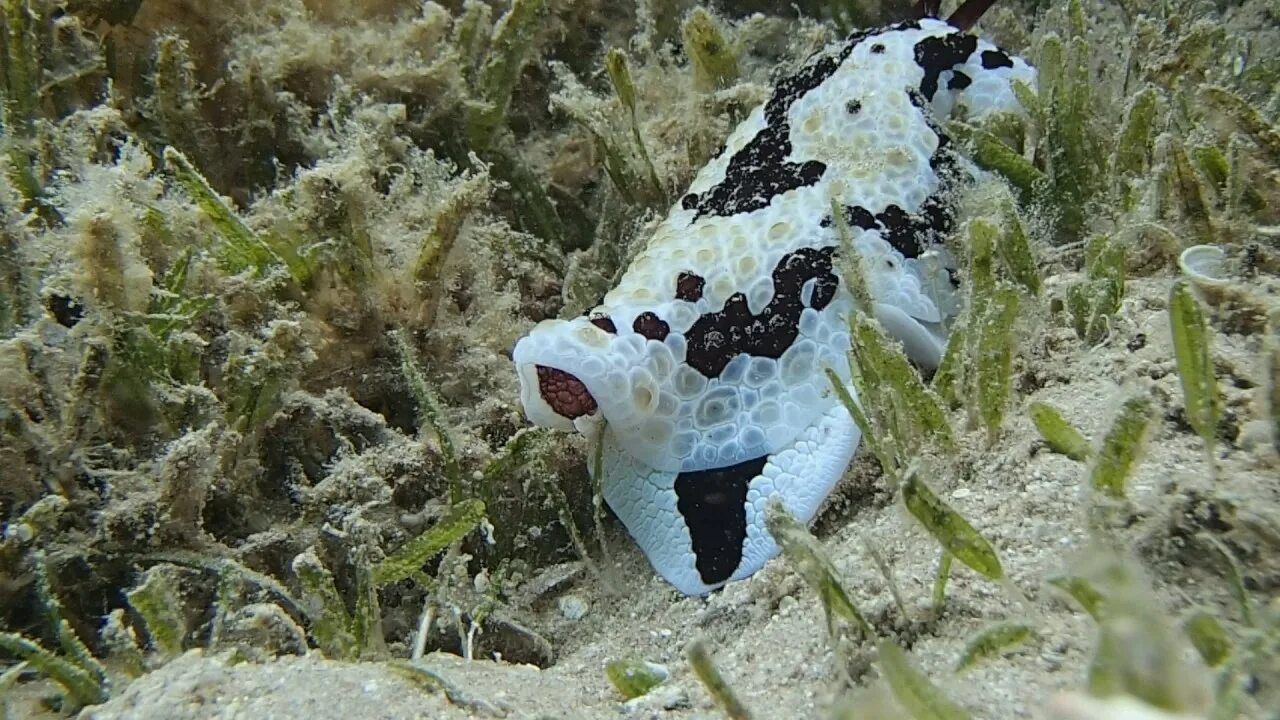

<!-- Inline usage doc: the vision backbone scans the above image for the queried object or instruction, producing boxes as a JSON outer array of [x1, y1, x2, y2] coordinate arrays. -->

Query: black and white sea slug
[[512, 1, 1036, 595]]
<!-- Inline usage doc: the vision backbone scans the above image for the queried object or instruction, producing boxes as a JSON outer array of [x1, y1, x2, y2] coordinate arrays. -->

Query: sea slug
[[512, 2, 1036, 595]]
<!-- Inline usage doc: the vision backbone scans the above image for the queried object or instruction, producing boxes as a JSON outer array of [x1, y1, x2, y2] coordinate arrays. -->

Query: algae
[[0, 0, 1277, 718]]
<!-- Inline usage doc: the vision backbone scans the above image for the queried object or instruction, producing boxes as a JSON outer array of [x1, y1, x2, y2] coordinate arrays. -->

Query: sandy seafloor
[[1, 0, 1278, 718], [74, 276, 1278, 720]]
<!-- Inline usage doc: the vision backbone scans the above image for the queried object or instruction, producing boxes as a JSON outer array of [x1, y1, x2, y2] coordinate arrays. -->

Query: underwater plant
[[0, 0, 1276, 718]]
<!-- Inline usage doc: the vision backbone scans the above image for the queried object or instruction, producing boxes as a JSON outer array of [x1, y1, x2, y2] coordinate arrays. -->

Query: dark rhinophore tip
[[913, 0, 943, 18], [946, 0, 1000, 31]]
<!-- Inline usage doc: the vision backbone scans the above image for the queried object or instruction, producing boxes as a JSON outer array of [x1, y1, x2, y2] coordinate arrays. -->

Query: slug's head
[[512, 303, 863, 597], [510, 249, 864, 596], [512, 316, 614, 435], [512, 310, 686, 464]]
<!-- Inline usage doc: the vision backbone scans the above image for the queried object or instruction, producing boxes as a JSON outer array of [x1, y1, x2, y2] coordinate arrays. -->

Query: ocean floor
[[72, 274, 1280, 720], [1, 0, 1278, 718]]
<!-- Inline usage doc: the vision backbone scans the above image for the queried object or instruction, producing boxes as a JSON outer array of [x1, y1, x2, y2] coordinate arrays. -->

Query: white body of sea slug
[[512, 10, 1037, 596]]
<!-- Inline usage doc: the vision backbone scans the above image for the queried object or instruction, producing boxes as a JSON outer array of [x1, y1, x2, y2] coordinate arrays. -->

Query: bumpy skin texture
[[513, 18, 1036, 595]]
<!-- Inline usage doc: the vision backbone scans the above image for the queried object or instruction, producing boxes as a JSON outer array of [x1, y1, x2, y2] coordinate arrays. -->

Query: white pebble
[[557, 595, 589, 621]]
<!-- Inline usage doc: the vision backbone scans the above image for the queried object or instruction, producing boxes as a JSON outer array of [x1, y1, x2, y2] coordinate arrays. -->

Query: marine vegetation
[[0, 0, 1278, 718]]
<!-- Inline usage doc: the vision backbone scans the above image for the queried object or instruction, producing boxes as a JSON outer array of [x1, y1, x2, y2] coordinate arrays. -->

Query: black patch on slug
[[675, 271, 705, 302], [947, 70, 972, 90], [822, 195, 954, 260], [685, 246, 837, 378], [589, 315, 617, 333], [981, 49, 1014, 69], [845, 99, 862, 114], [913, 31, 979, 100], [675, 455, 767, 585], [871, 43, 886, 54], [633, 312, 670, 341], [834, 205, 877, 231], [877, 205, 931, 259]]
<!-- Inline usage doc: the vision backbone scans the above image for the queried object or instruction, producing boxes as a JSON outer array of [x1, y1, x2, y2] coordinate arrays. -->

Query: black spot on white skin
[[871, 43, 886, 54], [685, 246, 837, 378], [633, 312, 670, 341], [948, 70, 972, 90], [675, 456, 767, 585], [833, 205, 877, 231], [590, 315, 617, 333], [845, 99, 862, 114], [686, 23, 919, 220], [821, 192, 955, 260], [676, 271, 705, 302], [981, 49, 1014, 69], [913, 31, 980, 101], [889, 196, 955, 254]]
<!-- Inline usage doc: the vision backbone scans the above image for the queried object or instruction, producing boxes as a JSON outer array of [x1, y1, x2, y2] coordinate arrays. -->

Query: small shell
[[1178, 244, 1230, 288]]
